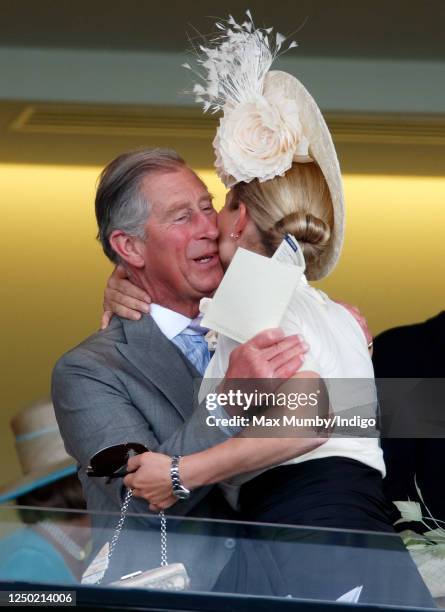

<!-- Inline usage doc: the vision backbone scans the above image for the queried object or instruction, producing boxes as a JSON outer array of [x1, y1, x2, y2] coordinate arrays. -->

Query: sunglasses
[[87, 442, 149, 480]]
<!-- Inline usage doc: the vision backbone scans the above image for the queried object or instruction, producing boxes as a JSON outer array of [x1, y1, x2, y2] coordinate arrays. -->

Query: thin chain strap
[[160, 510, 168, 567], [107, 489, 134, 563], [97, 489, 168, 584]]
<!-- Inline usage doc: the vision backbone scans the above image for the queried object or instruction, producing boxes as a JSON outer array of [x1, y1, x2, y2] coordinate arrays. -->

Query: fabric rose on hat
[[214, 92, 311, 187]]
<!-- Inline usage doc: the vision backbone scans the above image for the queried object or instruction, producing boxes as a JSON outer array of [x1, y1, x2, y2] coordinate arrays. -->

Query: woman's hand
[[123, 452, 178, 511], [101, 265, 152, 330]]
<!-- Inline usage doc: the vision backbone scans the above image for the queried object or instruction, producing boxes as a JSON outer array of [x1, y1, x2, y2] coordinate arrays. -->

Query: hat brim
[[0, 458, 77, 503], [264, 71, 345, 280]]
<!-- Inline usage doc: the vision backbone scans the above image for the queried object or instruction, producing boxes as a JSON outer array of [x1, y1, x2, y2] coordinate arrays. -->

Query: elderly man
[[52, 148, 306, 588]]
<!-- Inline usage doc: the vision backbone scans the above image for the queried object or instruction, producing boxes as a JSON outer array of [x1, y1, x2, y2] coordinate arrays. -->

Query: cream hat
[[262, 70, 344, 280], [184, 11, 345, 279], [0, 400, 76, 503]]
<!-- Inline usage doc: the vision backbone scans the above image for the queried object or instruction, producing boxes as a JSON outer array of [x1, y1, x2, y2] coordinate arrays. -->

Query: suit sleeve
[[52, 347, 228, 513]]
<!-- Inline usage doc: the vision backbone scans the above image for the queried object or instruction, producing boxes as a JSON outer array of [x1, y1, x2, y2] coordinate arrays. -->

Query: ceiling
[[1, 1, 444, 173], [3, 0, 445, 61], [1, 100, 444, 174]]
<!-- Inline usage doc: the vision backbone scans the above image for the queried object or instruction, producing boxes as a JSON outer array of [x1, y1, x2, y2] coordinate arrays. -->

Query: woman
[[0, 400, 90, 583]]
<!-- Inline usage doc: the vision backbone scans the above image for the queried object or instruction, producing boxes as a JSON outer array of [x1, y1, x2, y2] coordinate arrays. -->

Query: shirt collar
[[150, 304, 192, 340]]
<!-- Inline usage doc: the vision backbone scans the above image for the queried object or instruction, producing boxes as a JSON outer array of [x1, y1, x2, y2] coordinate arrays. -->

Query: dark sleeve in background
[[372, 312, 445, 529]]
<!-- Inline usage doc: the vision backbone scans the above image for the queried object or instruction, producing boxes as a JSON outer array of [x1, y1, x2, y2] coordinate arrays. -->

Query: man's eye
[[174, 213, 190, 223]]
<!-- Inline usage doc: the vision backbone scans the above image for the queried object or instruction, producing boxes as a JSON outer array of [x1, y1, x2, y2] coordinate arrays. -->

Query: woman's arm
[[125, 372, 328, 510], [190, 370, 328, 483], [182, 433, 325, 490]]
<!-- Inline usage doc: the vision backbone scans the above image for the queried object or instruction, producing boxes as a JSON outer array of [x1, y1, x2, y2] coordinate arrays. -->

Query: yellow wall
[[315, 174, 445, 333], [1, 164, 444, 482]]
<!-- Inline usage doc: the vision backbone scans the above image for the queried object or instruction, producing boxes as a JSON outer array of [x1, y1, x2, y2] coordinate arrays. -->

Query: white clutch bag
[[111, 563, 190, 590], [82, 490, 191, 590], [83, 443, 190, 591]]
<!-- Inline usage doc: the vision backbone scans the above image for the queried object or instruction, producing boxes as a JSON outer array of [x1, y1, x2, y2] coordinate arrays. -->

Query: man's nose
[[195, 211, 219, 240]]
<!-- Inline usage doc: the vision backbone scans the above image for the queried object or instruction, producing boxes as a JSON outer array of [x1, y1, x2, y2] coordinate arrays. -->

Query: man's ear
[[109, 231, 145, 268], [233, 202, 249, 236]]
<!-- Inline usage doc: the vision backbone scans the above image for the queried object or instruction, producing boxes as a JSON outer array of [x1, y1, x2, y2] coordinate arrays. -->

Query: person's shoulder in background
[[0, 528, 75, 583], [373, 311, 445, 378]]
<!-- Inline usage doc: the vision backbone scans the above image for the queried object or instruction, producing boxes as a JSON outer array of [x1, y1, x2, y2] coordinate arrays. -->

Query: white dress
[[199, 275, 385, 505]]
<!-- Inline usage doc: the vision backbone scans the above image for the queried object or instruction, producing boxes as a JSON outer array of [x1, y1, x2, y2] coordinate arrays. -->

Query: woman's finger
[[114, 264, 128, 280], [104, 281, 151, 305], [108, 278, 151, 304], [107, 303, 143, 321], [105, 292, 150, 314], [100, 310, 113, 330]]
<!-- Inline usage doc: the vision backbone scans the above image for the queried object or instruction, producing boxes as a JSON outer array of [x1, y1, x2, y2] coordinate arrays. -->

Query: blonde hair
[[229, 162, 334, 278]]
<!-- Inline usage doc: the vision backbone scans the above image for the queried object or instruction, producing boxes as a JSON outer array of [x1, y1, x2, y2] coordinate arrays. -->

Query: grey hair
[[95, 148, 185, 263]]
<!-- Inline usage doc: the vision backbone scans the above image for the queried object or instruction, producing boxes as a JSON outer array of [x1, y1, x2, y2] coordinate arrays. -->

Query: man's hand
[[101, 265, 151, 329], [225, 328, 308, 380], [123, 451, 177, 511], [336, 301, 373, 353], [217, 329, 309, 417]]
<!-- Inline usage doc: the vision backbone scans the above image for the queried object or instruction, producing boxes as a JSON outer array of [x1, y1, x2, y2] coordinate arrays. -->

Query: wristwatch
[[170, 455, 191, 500]]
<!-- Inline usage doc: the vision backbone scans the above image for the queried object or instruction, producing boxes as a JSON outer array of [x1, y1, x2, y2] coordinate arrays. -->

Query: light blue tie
[[171, 315, 213, 375]]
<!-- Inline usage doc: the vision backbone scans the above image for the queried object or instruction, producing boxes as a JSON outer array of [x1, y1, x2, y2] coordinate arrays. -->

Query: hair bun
[[275, 211, 331, 246]]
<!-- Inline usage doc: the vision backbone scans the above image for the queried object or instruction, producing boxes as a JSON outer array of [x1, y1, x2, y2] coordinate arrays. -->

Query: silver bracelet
[[170, 455, 191, 500]]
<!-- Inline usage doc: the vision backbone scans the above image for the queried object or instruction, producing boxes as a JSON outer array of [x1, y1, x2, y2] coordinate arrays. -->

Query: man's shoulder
[[53, 316, 126, 373]]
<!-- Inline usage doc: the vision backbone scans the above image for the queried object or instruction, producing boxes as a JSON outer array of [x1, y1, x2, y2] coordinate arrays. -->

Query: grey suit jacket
[[52, 314, 235, 590]]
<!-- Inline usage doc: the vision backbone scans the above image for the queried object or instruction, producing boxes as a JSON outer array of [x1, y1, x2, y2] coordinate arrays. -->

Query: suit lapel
[[116, 316, 200, 421]]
